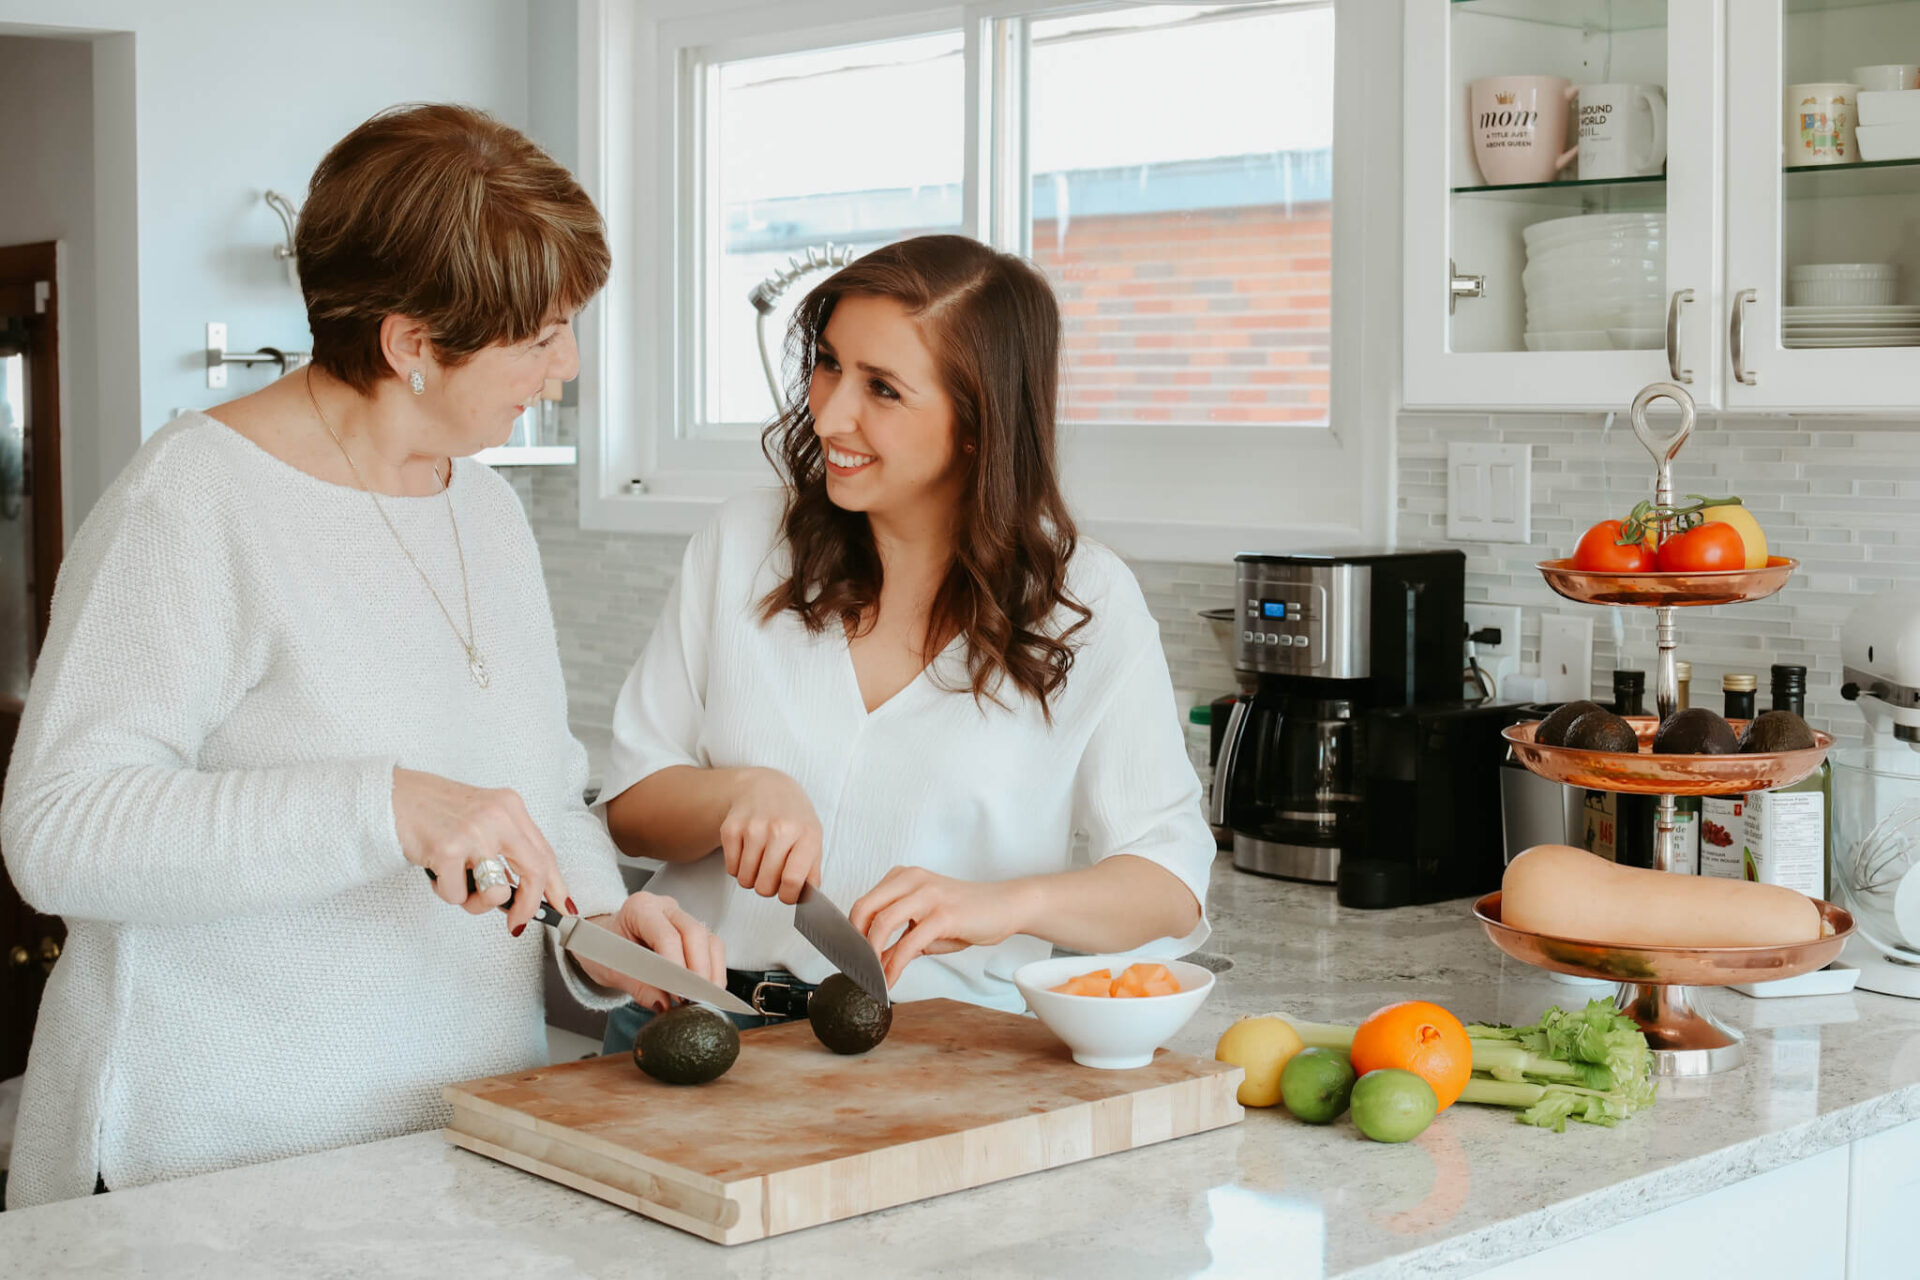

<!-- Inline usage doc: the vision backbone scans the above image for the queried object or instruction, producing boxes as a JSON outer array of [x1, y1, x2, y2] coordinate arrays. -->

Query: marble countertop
[[9, 852, 1920, 1278]]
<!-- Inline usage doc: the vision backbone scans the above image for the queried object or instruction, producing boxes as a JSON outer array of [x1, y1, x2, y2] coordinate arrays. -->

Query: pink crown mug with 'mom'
[[1470, 76, 1579, 185]]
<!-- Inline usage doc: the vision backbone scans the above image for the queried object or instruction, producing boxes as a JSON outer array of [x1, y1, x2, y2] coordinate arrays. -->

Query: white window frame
[[577, 0, 1400, 560]]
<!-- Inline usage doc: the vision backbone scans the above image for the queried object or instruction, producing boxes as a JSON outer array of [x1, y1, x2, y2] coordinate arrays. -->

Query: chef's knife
[[426, 870, 756, 1016], [795, 883, 891, 1007]]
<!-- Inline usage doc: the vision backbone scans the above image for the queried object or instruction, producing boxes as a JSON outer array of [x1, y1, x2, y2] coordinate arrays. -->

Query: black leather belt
[[725, 968, 817, 1019]]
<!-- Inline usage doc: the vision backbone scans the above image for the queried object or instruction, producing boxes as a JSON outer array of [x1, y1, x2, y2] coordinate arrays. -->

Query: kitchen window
[[578, 0, 1400, 559]]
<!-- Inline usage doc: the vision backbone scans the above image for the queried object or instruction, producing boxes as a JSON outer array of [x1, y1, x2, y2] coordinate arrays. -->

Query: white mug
[[1469, 76, 1578, 185], [1786, 83, 1860, 166], [1851, 65, 1920, 92], [1577, 83, 1668, 180]]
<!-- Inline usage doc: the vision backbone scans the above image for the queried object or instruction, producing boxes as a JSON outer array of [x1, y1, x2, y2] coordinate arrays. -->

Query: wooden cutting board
[[443, 997, 1242, 1243]]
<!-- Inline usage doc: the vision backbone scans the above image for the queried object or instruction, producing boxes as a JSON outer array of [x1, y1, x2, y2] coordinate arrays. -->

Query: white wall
[[0, 35, 94, 543], [0, 0, 538, 530]]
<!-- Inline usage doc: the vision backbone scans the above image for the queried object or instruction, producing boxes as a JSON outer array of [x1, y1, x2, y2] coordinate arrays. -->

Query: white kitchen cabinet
[[1724, 0, 1920, 412], [1846, 1116, 1920, 1278], [1474, 1143, 1849, 1280], [1404, 0, 1920, 413]]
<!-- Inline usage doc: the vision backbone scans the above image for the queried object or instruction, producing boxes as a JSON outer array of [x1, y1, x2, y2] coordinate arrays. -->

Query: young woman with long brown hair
[[598, 235, 1210, 1037]]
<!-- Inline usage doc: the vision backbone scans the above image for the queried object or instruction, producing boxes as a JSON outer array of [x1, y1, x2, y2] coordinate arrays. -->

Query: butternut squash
[[1502, 844, 1821, 947]]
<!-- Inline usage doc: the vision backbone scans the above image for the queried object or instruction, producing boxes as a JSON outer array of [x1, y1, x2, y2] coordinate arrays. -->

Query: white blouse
[[603, 488, 1212, 1010]]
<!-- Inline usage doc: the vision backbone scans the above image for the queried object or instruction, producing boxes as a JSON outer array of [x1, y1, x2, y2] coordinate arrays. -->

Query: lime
[[1279, 1048, 1356, 1124], [1349, 1068, 1437, 1143]]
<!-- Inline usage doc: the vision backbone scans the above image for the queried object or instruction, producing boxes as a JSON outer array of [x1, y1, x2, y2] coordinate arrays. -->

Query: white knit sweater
[[0, 412, 630, 1208]]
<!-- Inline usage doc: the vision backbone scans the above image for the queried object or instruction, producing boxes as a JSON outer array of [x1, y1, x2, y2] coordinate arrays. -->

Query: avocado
[[1652, 707, 1739, 755], [808, 973, 893, 1055], [1564, 709, 1639, 753], [1739, 709, 1819, 754], [1536, 700, 1603, 747], [633, 1005, 739, 1085]]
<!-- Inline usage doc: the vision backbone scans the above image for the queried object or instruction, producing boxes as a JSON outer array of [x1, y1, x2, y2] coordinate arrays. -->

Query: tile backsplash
[[1398, 410, 1920, 742], [505, 468, 1241, 775], [513, 408, 1913, 768]]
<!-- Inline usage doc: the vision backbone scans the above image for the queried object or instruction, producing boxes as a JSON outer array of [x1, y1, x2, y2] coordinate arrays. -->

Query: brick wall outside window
[[1034, 202, 1332, 426]]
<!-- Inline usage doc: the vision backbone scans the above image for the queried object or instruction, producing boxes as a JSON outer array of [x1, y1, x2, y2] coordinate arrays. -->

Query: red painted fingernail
[[511, 924, 526, 938], [566, 898, 578, 915]]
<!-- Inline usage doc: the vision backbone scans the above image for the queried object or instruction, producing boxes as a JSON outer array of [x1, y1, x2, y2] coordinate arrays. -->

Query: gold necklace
[[307, 372, 490, 689]]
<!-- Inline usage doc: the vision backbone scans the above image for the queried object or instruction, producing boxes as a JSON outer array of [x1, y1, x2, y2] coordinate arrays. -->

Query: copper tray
[[1473, 891, 1852, 986], [1537, 556, 1797, 607], [1503, 716, 1832, 795]]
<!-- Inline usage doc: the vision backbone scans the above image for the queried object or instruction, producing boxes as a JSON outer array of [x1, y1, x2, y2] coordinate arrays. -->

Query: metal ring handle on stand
[[1629, 381, 1697, 511]]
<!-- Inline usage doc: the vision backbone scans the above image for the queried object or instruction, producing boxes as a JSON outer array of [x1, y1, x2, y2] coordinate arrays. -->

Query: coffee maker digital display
[[1209, 550, 1468, 889]]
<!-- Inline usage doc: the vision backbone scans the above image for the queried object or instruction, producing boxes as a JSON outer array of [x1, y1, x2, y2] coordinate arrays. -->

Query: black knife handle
[[424, 869, 564, 927]]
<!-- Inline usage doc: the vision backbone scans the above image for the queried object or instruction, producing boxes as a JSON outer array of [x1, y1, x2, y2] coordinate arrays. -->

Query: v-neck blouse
[[602, 488, 1213, 1010]]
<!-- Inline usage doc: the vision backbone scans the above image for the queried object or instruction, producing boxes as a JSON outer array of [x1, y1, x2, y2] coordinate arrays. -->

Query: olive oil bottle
[[1700, 674, 1755, 880], [1742, 664, 1830, 899]]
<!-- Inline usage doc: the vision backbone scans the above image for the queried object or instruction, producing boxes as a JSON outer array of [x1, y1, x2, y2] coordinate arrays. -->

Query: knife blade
[[425, 870, 755, 1016], [795, 883, 891, 1007]]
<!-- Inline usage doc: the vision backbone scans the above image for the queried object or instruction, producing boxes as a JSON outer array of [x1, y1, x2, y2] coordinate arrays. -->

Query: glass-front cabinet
[[1405, 0, 1920, 412], [1726, 0, 1920, 411]]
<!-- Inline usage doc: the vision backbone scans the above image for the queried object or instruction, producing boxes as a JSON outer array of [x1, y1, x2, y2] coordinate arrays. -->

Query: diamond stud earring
[[409, 369, 426, 395]]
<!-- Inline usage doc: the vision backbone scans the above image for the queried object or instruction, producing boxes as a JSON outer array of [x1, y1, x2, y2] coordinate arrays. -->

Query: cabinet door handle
[[1448, 259, 1485, 315], [1730, 289, 1758, 386], [1665, 289, 1695, 384]]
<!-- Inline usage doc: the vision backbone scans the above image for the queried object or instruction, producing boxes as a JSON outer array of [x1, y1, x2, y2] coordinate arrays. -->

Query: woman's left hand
[[577, 892, 728, 1012], [849, 867, 1031, 988]]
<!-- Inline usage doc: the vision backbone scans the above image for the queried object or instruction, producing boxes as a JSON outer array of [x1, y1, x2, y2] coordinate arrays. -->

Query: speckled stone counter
[[7, 851, 1920, 1278]]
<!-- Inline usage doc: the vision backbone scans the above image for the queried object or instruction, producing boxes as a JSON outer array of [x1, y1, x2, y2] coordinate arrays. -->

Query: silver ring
[[472, 858, 510, 892]]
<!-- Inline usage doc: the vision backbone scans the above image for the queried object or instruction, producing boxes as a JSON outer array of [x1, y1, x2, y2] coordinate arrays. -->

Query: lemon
[[1214, 1015, 1305, 1108], [1701, 504, 1767, 570]]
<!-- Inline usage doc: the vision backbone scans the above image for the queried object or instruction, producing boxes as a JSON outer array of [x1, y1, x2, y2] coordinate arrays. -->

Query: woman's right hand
[[718, 767, 823, 905], [392, 766, 572, 936]]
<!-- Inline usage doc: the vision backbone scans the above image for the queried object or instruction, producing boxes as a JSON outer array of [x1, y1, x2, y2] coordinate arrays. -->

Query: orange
[[1111, 963, 1181, 998], [1051, 969, 1113, 997], [1348, 1001, 1473, 1111]]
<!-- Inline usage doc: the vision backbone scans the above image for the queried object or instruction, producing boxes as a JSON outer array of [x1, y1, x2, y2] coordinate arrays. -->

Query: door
[[1402, 0, 1724, 410], [0, 241, 66, 1081], [1725, 0, 1920, 410]]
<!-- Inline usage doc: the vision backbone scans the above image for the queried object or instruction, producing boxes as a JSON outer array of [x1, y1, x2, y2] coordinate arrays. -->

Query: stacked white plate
[[1521, 213, 1667, 352], [1783, 305, 1920, 348]]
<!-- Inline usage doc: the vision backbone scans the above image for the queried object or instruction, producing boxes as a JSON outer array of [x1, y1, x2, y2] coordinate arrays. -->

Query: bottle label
[[1582, 791, 1618, 862], [1744, 790, 1826, 898], [1700, 795, 1745, 878], [1669, 806, 1701, 876]]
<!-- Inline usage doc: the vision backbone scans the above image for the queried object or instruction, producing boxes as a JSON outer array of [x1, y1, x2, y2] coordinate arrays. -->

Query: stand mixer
[[1834, 588, 1920, 996]]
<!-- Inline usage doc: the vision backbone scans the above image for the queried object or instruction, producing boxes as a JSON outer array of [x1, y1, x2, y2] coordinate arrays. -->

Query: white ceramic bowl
[[1524, 329, 1613, 351], [1789, 263, 1902, 307], [1609, 327, 1665, 349], [1013, 955, 1216, 1070]]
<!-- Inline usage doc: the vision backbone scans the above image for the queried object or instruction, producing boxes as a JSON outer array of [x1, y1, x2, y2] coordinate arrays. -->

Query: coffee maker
[[1210, 550, 1466, 886]]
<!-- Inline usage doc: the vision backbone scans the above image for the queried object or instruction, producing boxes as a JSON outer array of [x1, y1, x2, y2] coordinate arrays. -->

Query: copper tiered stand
[[1479, 381, 1852, 1078]]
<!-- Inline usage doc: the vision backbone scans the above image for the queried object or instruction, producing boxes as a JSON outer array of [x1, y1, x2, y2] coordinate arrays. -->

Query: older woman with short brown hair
[[0, 104, 722, 1206]]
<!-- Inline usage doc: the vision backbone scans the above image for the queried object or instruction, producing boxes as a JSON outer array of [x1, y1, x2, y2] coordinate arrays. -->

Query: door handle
[[1665, 289, 1695, 384], [1448, 259, 1485, 315], [1209, 696, 1251, 828], [1730, 289, 1758, 386]]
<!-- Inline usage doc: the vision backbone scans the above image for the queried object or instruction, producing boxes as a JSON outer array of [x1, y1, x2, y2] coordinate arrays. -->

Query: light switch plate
[[1540, 613, 1594, 702], [1446, 443, 1533, 543]]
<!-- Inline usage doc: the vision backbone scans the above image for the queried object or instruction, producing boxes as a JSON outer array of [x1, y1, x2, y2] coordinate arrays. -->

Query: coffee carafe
[[1210, 550, 1465, 884]]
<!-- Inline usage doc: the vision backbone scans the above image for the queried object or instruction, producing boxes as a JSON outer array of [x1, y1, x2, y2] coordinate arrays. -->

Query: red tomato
[[1655, 522, 1745, 573], [1572, 520, 1656, 573]]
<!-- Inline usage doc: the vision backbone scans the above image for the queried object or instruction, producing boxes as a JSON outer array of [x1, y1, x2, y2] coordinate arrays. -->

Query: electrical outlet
[[1446, 443, 1533, 543], [1540, 614, 1595, 702], [1464, 604, 1523, 696]]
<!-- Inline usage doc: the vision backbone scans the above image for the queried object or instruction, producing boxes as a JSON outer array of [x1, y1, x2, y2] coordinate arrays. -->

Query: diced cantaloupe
[[1110, 963, 1181, 998], [1050, 969, 1114, 997]]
